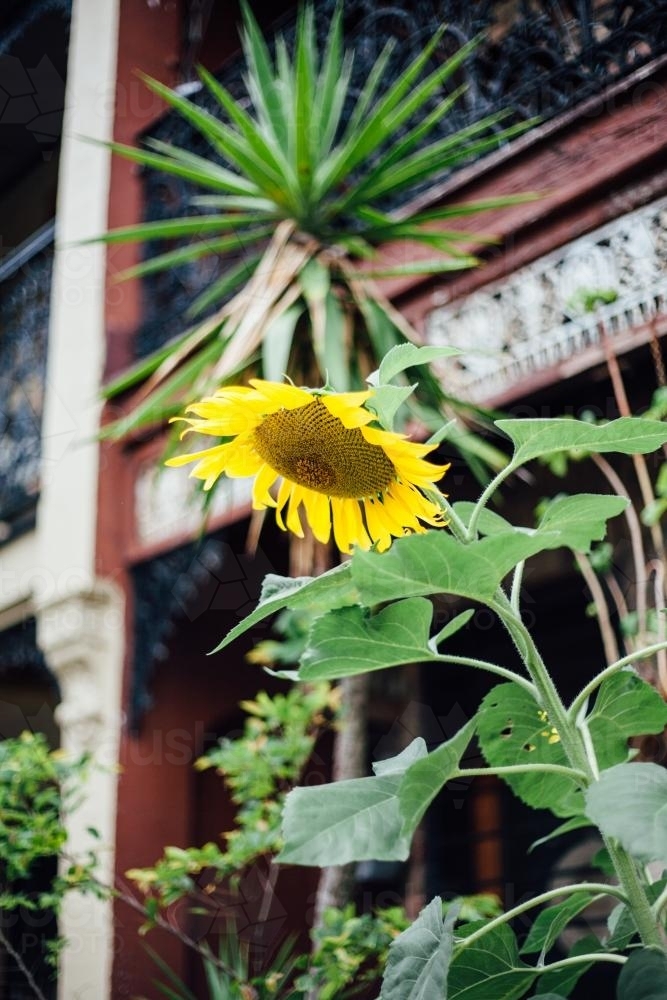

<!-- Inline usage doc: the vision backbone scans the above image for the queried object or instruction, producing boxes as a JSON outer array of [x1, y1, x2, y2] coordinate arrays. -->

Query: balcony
[[135, 0, 667, 358]]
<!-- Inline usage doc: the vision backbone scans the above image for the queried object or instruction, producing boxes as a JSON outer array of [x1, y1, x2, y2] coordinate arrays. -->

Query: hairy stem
[[537, 953, 627, 972], [510, 560, 525, 615], [454, 883, 627, 950], [433, 652, 538, 696], [465, 460, 519, 540], [457, 763, 588, 782], [605, 841, 664, 948], [493, 595, 663, 949], [492, 595, 589, 773], [568, 639, 667, 720]]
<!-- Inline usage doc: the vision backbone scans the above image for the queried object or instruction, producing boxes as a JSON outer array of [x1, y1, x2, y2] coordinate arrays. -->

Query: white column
[[35, 0, 122, 997]]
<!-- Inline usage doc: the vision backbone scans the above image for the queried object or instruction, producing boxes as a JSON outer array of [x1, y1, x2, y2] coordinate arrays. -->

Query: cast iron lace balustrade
[[426, 194, 667, 402], [0, 223, 54, 543], [136, 0, 667, 358]]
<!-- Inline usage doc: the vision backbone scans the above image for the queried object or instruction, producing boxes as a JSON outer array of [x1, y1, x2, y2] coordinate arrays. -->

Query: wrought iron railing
[[0, 223, 54, 542], [136, 0, 667, 358]]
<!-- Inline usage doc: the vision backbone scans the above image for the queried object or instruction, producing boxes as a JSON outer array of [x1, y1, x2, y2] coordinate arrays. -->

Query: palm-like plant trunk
[[288, 534, 370, 977], [311, 672, 369, 922]]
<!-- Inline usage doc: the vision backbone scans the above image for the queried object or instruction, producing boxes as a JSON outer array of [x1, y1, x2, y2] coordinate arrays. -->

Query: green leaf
[[99, 336, 226, 440], [322, 291, 351, 392], [431, 609, 475, 647], [278, 738, 427, 865], [140, 74, 296, 208], [348, 257, 478, 279], [299, 257, 330, 302], [114, 227, 272, 281], [366, 384, 416, 429], [616, 948, 667, 999], [90, 213, 267, 244], [350, 531, 559, 607], [607, 901, 639, 951], [186, 252, 262, 318], [197, 64, 294, 187], [211, 564, 358, 654], [607, 879, 667, 951], [458, 494, 628, 552], [279, 724, 476, 867], [497, 417, 667, 465], [529, 815, 593, 852], [477, 683, 582, 817], [299, 597, 441, 681], [101, 326, 204, 399], [352, 492, 633, 609], [587, 671, 667, 771], [261, 303, 303, 382], [520, 891, 598, 958], [351, 533, 529, 605], [449, 923, 537, 1000], [378, 344, 463, 385], [320, 28, 466, 193], [537, 935, 603, 997], [585, 762, 667, 865], [379, 896, 458, 1000], [453, 502, 512, 536], [536, 494, 629, 553], [98, 138, 259, 196], [398, 719, 477, 837]]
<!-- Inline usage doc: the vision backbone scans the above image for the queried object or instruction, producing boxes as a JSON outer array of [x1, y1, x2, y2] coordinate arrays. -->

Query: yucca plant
[[142, 932, 301, 1000], [95, 1, 532, 478]]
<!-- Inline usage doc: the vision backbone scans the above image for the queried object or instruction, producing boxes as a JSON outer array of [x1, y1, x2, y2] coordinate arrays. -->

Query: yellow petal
[[393, 458, 450, 486], [252, 464, 278, 509], [321, 391, 374, 428], [301, 488, 332, 544], [331, 497, 370, 553], [390, 481, 445, 527], [285, 484, 305, 538], [249, 379, 314, 410], [381, 486, 422, 532], [275, 478, 292, 531], [362, 497, 393, 551], [165, 442, 232, 469], [215, 438, 263, 477]]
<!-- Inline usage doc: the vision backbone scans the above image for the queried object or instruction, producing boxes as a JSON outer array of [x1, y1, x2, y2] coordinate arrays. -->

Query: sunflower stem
[[465, 458, 519, 539], [492, 590, 663, 951], [429, 491, 468, 542]]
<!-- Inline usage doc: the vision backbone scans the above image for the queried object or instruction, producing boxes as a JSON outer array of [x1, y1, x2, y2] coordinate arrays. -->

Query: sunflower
[[166, 380, 449, 553]]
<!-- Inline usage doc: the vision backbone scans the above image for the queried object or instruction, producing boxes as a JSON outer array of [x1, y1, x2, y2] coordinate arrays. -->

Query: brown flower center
[[252, 398, 395, 498]]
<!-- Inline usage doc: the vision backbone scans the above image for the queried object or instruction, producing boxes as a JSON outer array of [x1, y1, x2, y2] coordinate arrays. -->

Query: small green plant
[[126, 682, 337, 912], [0, 732, 105, 995], [142, 933, 301, 999]]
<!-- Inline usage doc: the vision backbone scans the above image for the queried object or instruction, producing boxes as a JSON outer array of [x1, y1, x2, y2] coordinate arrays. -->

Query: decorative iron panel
[[425, 194, 667, 402], [0, 225, 54, 542], [137, 0, 667, 357], [0, 0, 71, 48]]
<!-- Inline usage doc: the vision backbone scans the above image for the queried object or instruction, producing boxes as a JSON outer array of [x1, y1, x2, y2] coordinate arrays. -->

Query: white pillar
[[35, 0, 122, 997]]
